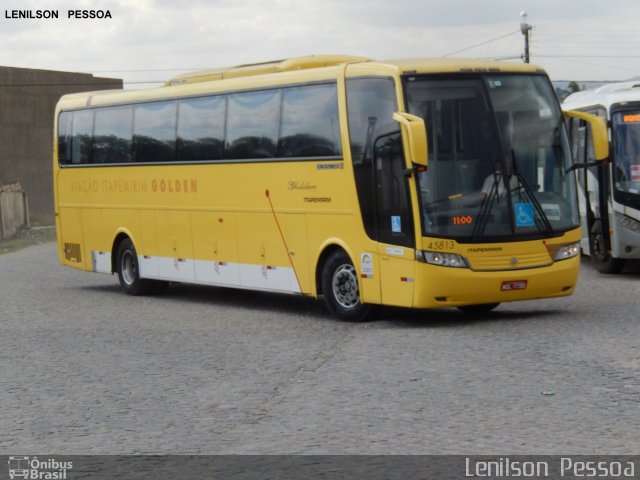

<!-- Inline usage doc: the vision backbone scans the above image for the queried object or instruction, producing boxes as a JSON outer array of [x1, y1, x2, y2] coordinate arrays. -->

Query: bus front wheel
[[116, 238, 157, 295], [321, 250, 379, 322], [589, 231, 625, 274]]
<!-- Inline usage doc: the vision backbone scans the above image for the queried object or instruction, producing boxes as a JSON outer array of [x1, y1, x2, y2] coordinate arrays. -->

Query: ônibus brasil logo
[[8, 457, 73, 479]]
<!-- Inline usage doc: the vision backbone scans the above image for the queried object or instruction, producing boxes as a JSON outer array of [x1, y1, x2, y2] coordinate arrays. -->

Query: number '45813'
[[427, 240, 455, 250]]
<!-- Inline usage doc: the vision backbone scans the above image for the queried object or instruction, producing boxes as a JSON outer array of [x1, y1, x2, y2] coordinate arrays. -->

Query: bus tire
[[589, 232, 625, 274], [321, 250, 379, 322], [151, 280, 171, 295], [457, 303, 500, 314], [116, 238, 155, 296]]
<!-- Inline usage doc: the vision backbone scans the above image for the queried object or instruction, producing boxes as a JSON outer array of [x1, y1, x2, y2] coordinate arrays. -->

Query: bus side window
[[568, 115, 603, 219], [279, 83, 341, 158], [92, 106, 133, 164], [57, 112, 73, 164], [347, 77, 414, 247], [177, 96, 226, 161], [373, 131, 414, 247], [568, 117, 587, 190], [133, 101, 178, 163], [226, 90, 280, 159], [347, 77, 398, 242], [71, 110, 94, 164]]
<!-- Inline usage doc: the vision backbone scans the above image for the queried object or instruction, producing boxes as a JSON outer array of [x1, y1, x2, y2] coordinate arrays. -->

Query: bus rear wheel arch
[[115, 237, 168, 296], [320, 249, 379, 322]]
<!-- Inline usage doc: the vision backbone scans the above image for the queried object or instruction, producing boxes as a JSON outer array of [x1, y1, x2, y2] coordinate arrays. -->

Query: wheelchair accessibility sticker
[[391, 216, 402, 233], [515, 203, 535, 227]]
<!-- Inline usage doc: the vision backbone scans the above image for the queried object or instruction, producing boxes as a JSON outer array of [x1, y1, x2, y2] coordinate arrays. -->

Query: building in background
[[0, 67, 122, 225]]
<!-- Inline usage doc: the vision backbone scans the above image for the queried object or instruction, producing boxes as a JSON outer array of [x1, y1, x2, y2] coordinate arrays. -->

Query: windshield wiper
[[472, 151, 555, 240], [471, 172, 501, 241]]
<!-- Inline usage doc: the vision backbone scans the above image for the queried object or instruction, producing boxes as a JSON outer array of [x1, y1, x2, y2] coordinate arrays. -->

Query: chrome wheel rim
[[121, 250, 137, 286], [332, 263, 359, 308]]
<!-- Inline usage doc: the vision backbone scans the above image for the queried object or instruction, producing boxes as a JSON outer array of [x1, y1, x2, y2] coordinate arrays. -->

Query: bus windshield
[[612, 109, 640, 197], [405, 74, 578, 241]]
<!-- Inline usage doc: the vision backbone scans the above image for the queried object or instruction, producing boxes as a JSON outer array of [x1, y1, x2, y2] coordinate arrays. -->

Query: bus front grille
[[468, 252, 551, 271]]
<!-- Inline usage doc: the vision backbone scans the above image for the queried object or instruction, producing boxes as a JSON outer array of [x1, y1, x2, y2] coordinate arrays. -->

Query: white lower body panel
[[91, 251, 112, 274], [93, 251, 302, 294], [141, 254, 301, 294]]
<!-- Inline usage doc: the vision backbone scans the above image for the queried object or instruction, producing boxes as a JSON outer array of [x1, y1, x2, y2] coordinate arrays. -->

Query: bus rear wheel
[[321, 250, 379, 322], [116, 238, 158, 296]]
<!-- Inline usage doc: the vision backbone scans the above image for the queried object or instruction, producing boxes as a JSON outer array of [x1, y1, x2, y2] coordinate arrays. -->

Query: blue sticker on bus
[[515, 203, 535, 227], [391, 216, 402, 233]]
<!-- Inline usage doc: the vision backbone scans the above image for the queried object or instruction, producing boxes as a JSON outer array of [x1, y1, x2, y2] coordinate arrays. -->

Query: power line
[[478, 55, 523, 61], [540, 56, 640, 74], [442, 31, 520, 57], [534, 38, 640, 45], [536, 29, 640, 35], [537, 54, 640, 58]]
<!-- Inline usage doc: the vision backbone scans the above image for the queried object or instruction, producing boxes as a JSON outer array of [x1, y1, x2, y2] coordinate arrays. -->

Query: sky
[[2, 0, 640, 88]]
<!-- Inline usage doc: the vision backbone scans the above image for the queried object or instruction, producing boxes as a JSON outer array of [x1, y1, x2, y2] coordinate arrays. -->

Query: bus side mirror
[[563, 110, 609, 161], [393, 112, 428, 169]]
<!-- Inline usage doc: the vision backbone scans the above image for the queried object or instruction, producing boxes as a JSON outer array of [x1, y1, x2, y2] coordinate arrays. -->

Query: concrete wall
[[0, 67, 122, 224]]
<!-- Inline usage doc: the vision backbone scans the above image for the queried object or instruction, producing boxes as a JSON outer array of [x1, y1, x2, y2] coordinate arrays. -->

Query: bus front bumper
[[412, 256, 580, 309]]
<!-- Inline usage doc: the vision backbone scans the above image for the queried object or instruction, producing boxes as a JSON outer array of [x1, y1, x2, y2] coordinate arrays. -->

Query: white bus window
[[612, 111, 640, 194]]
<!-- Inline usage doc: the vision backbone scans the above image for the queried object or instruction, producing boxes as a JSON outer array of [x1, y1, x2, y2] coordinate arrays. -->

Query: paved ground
[[1, 242, 639, 454]]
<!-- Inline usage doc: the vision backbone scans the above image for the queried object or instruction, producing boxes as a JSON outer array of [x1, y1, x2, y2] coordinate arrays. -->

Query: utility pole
[[520, 11, 532, 63]]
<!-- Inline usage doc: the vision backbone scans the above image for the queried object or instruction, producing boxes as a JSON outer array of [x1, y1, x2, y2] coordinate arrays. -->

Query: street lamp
[[520, 11, 532, 63]]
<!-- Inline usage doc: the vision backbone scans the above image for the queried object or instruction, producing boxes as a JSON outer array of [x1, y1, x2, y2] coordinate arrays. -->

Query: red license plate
[[501, 280, 528, 291]]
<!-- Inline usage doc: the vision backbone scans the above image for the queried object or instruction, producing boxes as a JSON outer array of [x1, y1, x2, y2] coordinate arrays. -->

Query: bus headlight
[[418, 250, 468, 268], [617, 213, 640, 232], [553, 242, 580, 261]]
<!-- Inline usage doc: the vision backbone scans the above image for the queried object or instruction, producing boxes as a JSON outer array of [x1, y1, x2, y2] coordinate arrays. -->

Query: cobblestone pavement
[[1, 243, 639, 454]]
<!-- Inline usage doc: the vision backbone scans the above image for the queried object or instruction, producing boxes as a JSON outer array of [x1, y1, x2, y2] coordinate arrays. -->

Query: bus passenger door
[[373, 131, 416, 307], [568, 115, 609, 256]]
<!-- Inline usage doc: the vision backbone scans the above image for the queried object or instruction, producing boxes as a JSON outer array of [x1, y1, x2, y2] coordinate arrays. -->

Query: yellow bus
[[53, 55, 607, 321]]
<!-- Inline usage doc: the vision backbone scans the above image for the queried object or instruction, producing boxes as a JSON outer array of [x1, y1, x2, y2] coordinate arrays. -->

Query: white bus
[[563, 82, 640, 273]]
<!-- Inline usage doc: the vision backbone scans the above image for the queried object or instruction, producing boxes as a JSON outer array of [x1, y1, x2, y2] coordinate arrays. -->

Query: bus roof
[[165, 54, 371, 85], [563, 81, 640, 113], [166, 55, 545, 86], [57, 55, 547, 110]]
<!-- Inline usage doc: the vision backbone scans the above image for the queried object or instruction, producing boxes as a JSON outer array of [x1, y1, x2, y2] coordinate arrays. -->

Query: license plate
[[501, 280, 528, 291]]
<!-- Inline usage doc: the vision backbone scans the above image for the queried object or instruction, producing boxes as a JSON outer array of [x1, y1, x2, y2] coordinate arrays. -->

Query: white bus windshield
[[612, 110, 640, 197], [405, 74, 579, 241]]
